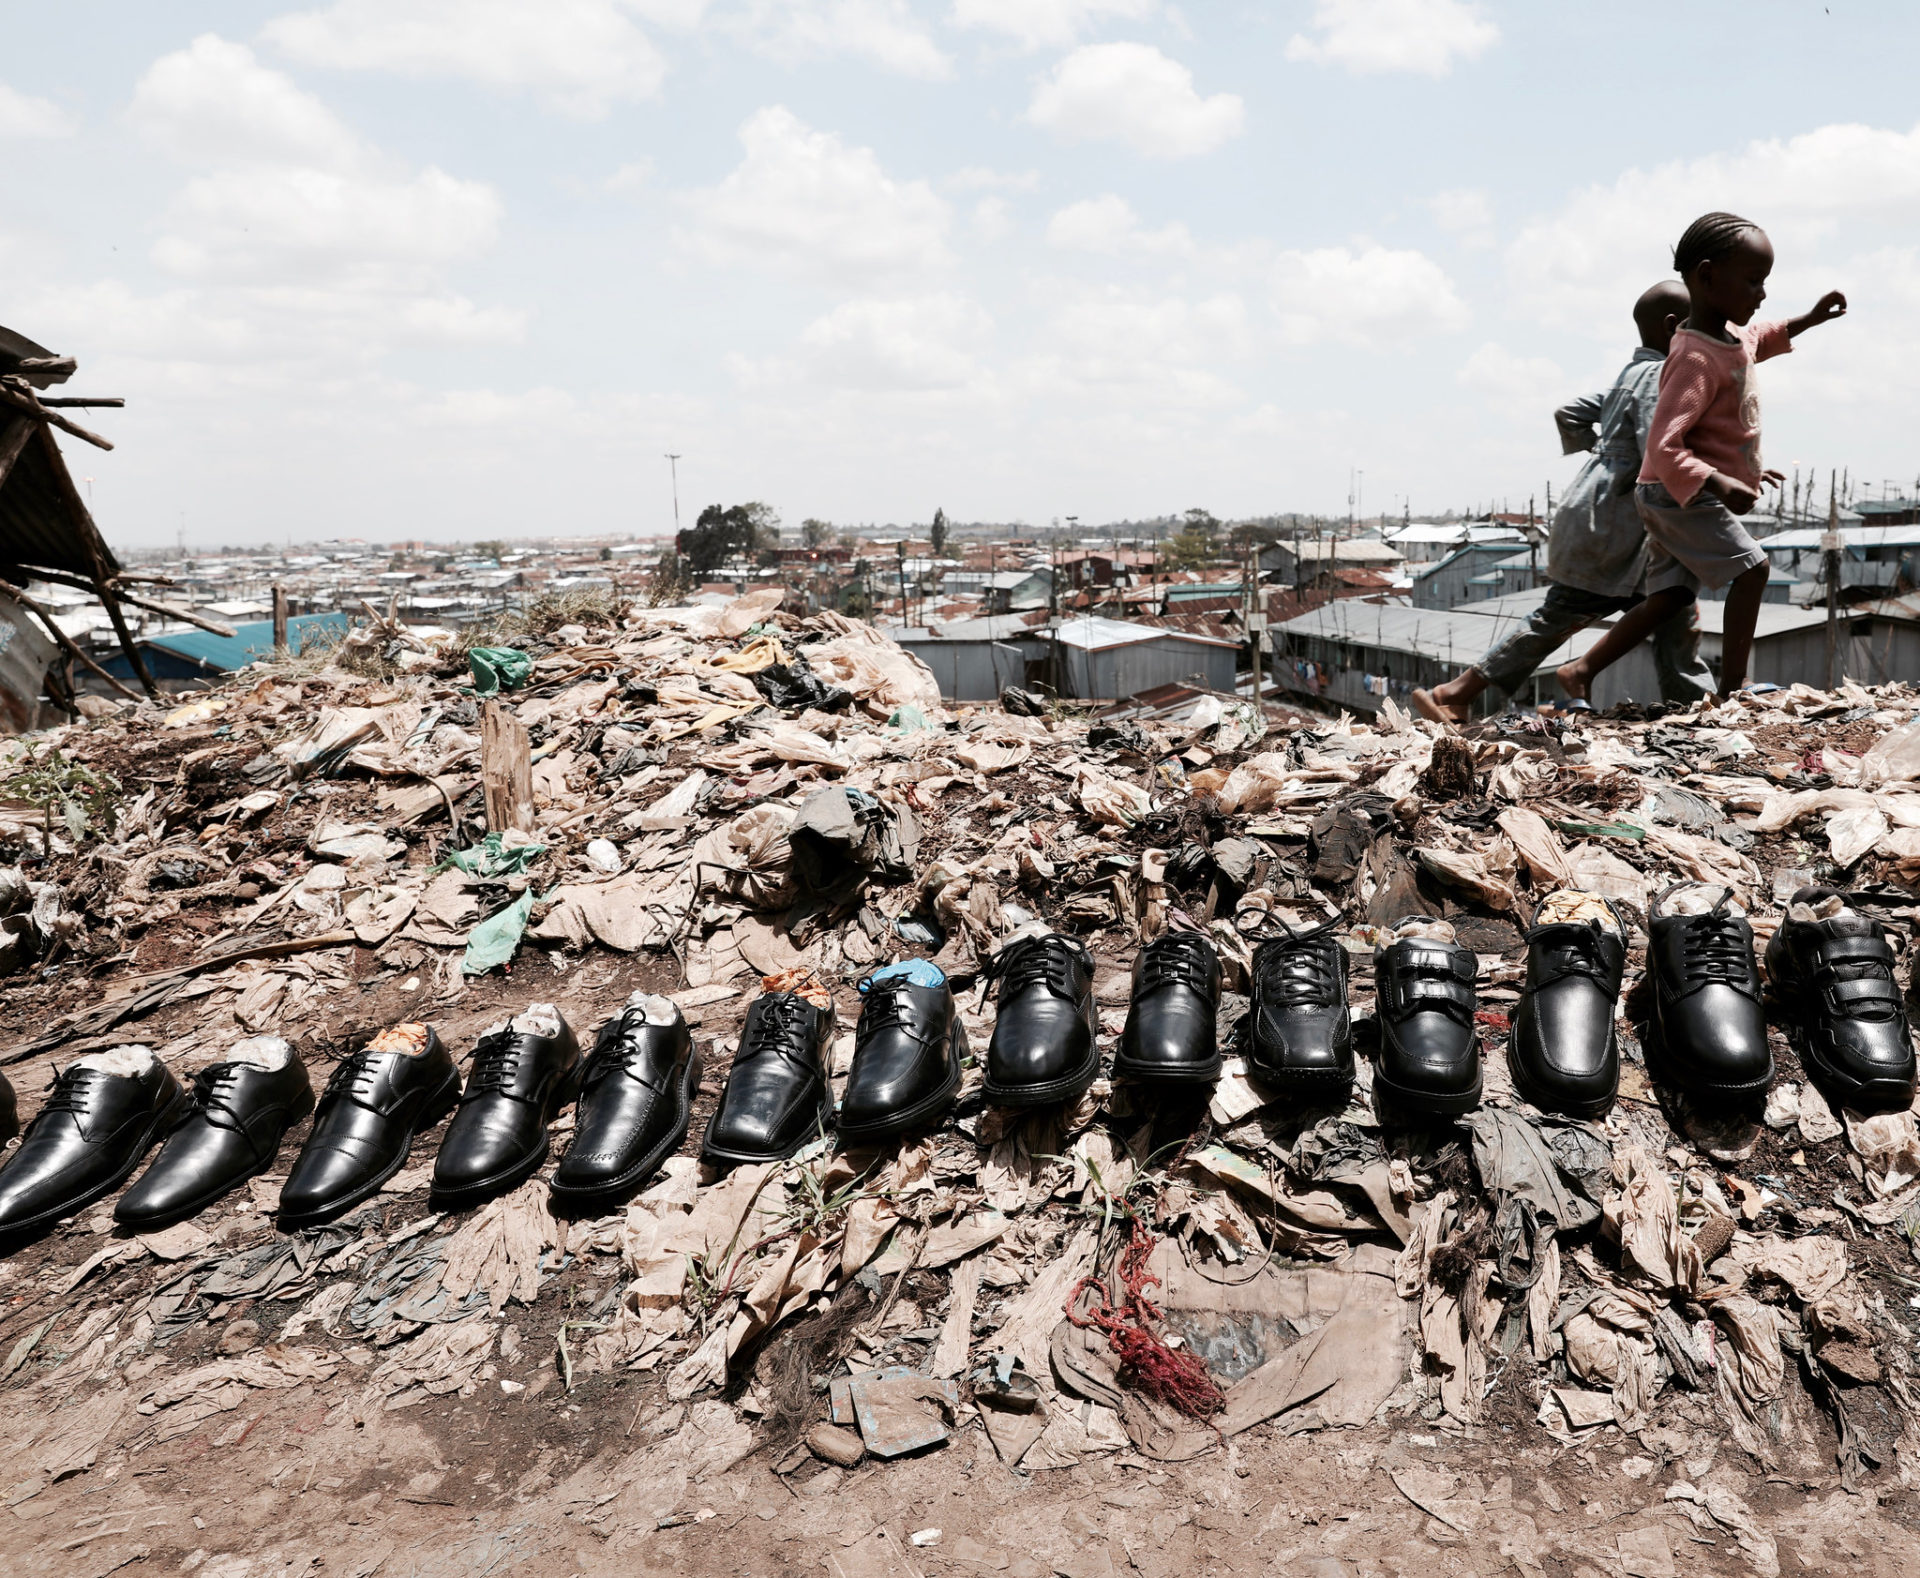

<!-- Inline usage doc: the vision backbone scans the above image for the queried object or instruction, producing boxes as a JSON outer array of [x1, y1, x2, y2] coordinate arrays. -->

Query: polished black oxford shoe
[[433, 1006, 582, 1209], [838, 966, 966, 1144], [1247, 920, 1353, 1094], [1767, 887, 1916, 1115], [1373, 922, 1482, 1116], [1648, 888, 1770, 1099], [279, 1023, 459, 1228], [1507, 895, 1627, 1117], [702, 991, 835, 1164], [1113, 931, 1221, 1084], [982, 931, 1099, 1107], [0, 1048, 187, 1239], [551, 995, 696, 1211], [117, 1037, 315, 1230]]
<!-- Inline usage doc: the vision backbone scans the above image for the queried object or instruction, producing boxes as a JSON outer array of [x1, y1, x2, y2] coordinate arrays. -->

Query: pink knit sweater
[[1638, 320, 1792, 506]]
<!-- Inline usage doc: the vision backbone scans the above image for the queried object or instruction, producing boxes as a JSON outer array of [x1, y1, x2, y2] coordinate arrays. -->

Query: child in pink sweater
[[1555, 212, 1846, 705]]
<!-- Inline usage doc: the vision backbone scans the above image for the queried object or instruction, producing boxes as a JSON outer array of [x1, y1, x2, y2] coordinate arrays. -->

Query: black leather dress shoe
[[433, 1007, 582, 1209], [983, 932, 1098, 1107], [117, 1039, 315, 1230], [1649, 892, 1770, 1098], [839, 969, 966, 1143], [1248, 921, 1353, 1094], [1113, 932, 1221, 1084], [702, 991, 835, 1163], [551, 997, 696, 1211], [0, 1050, 187, 1239], [1508, 900, 1627, 1117], [1374, 924, 1482, 1116], [1767, 888, 1916, 1114], [279, 1025, 460, 1228]]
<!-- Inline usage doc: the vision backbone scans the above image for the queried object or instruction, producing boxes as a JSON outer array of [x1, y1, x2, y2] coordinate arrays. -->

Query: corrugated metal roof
[[144, 612, 349, 672], [1758, 525, 1920, 550], [1054, 615, 1238, 651]]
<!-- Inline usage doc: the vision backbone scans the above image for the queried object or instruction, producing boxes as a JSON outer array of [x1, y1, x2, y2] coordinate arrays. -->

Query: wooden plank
[[32, 427, 157, 697], [272, 584, 288, 651], [481, 700, 535, 833]]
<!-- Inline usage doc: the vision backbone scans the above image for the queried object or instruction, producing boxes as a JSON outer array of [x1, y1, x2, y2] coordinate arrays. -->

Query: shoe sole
[[1243, 1062, 1353, 1098], [1774, 1007, 1915, 1116], [700, 1081, 833, 1166], [835, 1023, 967, 1146], [0, 1085, 193, 1243], [1109, 1053, 1224, 1085], [116, 1083, 319, 1232], [1644, 1010, 1773, 1101], [431, 1057, 589, 1213], [277, 1068, 462, 1230], [981, 1031, 1102, 1109], [1505, 1048, 1616, 1120], [1371, 1053, 1482, 1119], [550, 1048, 703, 1213]]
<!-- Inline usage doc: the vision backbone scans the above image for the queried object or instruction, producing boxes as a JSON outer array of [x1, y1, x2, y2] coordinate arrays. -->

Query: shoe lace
[[1679, 906, 1753, 988], [466, 1032, 526, 1098], [323, 1049, 391, 1106], [189, 1063, 252, 1131], [1254, 921, 1340, 1008], [858, 984, 913, 1043], [744, 994, 816, 1066], [1137, 932, 1215, 997], [1536, 925, 1611, 983], [38, 1067, 105, 1117], [989, 934, 1089, 1001]]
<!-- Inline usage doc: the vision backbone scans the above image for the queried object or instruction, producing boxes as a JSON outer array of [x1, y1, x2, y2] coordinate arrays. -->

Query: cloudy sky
[[7, 1, 1920, 549]]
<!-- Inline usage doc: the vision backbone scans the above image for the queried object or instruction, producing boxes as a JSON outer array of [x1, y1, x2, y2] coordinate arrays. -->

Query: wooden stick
[[0, 380, 113, 451], [272, 584, 288, 651], [36, 397, 123, 408], [0, 416, 33, 491], [481, 699, 535, 833], [0, 577, 142, 702], [9, 567, 236, 637]]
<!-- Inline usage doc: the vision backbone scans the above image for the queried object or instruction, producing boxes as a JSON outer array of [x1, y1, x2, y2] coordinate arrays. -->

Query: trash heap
[[0, 587, 1918, 1499]]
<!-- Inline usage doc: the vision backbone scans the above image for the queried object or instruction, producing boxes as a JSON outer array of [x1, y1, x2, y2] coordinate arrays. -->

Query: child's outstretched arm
[[1786, 291, 1847, 338]]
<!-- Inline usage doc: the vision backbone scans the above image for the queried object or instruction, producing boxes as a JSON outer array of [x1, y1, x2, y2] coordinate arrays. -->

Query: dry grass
[[456, 588, 627, 652]]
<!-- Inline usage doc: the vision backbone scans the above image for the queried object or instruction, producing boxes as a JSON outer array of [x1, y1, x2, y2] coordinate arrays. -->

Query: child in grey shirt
[[1414, 281, 1712, 723]]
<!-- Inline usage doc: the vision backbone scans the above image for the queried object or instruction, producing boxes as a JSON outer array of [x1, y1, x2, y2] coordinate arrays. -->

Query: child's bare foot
[[1554, 659, 1592, 710], [1410, 687, 1468, 725]]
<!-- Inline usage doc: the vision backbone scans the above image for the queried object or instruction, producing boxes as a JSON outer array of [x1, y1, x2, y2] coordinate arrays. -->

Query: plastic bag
[[463, 888, 535, 974], [438, 831, 547, 878], [468, 647, 533, 696], [751, 654, 851, 712]]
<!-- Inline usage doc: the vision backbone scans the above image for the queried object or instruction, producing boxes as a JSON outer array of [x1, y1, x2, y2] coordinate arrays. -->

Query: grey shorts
[[1633, 481, 1768, 593]]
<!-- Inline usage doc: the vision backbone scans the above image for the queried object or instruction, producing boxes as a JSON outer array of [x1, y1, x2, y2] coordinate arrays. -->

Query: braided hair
[[1672, 212, 1760, 279]]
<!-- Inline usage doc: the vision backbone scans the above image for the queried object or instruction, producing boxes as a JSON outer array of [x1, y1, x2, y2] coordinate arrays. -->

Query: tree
[[1162, 507, 1223, 570], [472, 539, 507, 563], [930, 507, 949, 556], [802, 518, 833, 548], [678, 501, 782, 575], [598, 545, 613, 561]]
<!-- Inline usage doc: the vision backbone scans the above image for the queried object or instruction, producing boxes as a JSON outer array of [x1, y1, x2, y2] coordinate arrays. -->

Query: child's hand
[[1808, 291, 1847, 323], [1708, 473, 1761, 515]]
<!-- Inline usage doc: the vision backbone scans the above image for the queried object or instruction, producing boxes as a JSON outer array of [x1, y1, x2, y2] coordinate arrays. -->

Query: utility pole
[[1824, 470, 1841, 690], [664, 453, 682, 537]]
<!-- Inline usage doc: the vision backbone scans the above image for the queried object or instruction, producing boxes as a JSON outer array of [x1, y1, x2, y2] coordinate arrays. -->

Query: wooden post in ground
[[272, 585, 289, 653], [481, 701, 534, 833]]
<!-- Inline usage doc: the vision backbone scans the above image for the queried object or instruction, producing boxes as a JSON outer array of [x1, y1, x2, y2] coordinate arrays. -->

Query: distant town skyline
[[9, 3, 1920, 548]]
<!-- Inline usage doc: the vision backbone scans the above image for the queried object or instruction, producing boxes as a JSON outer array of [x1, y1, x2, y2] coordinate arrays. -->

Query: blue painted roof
[[143, 612, 350, 672]]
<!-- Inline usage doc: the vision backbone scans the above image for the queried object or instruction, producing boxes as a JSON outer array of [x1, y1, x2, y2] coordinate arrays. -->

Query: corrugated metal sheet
[[0, 599, 58, 732], [144, 613, 350, 672], [0, 420, 120, 581]]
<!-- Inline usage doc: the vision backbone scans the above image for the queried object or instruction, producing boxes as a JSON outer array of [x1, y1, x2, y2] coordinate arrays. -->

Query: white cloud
[[1045, 194, 1193, 256], [1509, 121, 1920, 333], [679, 106, 951, 282], [1428, 185, 1493, 247], [0, 83, 76, 139], [796, 293, 994, 390], [131, 33, 362, 168], [1270, 244, 1468, 346], [725, 0, 950, 78], [260, 0, 667, 118], [1027, 43, 1244, 159], [951, 0, 1157, 51], [1456, 341, 1567, 420], [1285, 0, 1497, 77], [972, 197, 1014, 242], [606, 158, 655, 194], [949, 165, 1042, 193]]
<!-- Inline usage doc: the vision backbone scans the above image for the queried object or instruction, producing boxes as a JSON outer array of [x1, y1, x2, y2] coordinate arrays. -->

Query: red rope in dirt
[[1067, 1214, 1224, 1421]]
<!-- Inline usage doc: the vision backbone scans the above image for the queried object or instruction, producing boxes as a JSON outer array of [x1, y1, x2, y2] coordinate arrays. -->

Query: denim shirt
[[1547, 346, 1663, 598]]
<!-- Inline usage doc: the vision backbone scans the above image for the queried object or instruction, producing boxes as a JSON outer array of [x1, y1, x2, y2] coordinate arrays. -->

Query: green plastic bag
[[468, 646, 533, 696], [438, 830, 547, 878], [887, 704, 929, 734], [462, 888, 535, 975]]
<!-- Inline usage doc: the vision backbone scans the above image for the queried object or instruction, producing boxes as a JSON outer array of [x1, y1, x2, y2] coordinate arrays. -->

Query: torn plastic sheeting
[[1462, 1107, 1607, 1233], [438, 830, 548, 878], [467, 646, 533, 696], [463, 888, 536, 975]]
